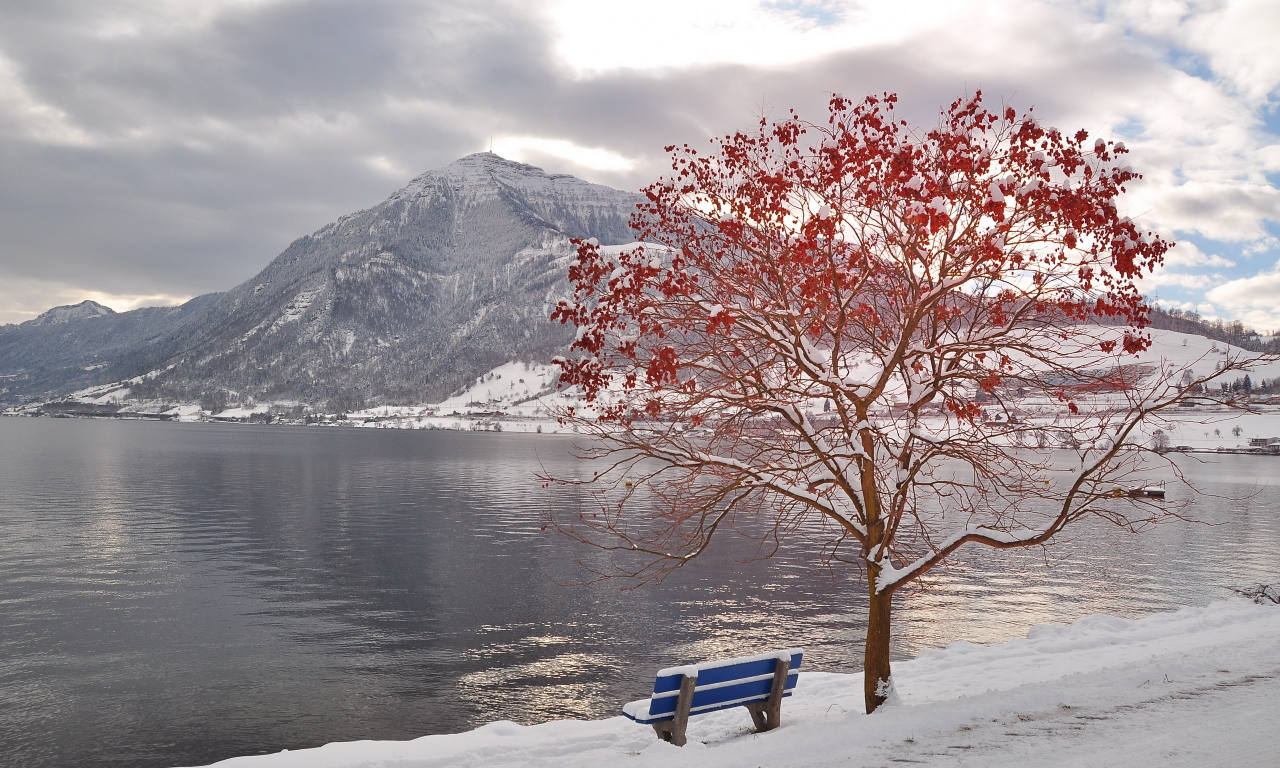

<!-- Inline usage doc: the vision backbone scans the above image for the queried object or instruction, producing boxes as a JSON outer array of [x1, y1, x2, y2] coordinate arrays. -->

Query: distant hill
[[1146, 307, 1277, 353], [0, 154, 641, 408], [24, 299, 116, 326], [0, 296, 223, 404]]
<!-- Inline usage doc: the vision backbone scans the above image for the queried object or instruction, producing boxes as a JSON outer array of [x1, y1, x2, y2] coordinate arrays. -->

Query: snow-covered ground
[[1127, 329, 1280, 382], [338, 361, 588, 433], [1044, 328, 1280, 451], [194, 599, 1280, 768]]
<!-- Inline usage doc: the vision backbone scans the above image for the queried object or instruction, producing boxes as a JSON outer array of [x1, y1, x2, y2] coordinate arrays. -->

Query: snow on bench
[[621, 648, 802, 746]]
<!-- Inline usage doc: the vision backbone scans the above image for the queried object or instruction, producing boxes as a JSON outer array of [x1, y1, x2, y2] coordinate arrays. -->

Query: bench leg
[[651, 674, 695, 747], [651, 722, 685, 747], [747, 656, 790, 732]]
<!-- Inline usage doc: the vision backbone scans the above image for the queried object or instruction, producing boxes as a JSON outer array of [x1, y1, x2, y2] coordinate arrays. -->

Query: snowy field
[[195, 599, 1280, 768]]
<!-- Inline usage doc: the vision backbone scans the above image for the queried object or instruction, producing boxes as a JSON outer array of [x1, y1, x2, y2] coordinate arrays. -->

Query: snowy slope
[[341, 361, 592, 433], [1119, 327, 1280, 383], [1023, 329, 1280, 450], [192, 599, 1280, 768]]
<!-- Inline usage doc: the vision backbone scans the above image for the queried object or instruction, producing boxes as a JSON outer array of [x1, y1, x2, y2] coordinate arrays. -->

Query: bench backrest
[[647, 648, 802, 719]]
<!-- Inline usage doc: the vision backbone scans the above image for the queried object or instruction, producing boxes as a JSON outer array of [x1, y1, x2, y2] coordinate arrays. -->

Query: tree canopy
[[549, 92, 1265, 713]]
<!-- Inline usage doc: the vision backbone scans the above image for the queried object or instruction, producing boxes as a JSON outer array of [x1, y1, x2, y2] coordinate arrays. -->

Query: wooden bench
[[621, 648, 802, 746]]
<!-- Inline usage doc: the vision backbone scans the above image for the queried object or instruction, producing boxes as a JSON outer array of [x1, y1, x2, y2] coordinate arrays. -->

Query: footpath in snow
[[195, 599, 1280, 768]]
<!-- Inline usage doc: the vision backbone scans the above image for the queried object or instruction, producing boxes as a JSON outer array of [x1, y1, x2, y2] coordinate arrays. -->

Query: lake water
[[1, 418, 1277, 768]]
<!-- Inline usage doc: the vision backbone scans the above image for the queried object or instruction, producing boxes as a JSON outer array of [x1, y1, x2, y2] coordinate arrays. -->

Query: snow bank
[[191, 599, 1280, 768]]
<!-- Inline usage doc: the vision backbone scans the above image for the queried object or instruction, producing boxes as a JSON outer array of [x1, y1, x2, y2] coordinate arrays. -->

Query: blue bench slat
[[696, 655, 802, 687], [626, 690, 795, 723], [645, 671, 798, 716], [692, 671, 798, 712], [650, 653, 802, 695]]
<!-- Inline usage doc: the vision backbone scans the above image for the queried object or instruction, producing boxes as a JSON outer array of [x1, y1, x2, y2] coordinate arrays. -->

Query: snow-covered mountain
[[0, 154, 641, 407], [24, 300, 116, 326]]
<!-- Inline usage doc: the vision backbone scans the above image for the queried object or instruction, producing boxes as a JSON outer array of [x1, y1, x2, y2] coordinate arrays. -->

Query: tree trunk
[[864, 582, 893, 713]]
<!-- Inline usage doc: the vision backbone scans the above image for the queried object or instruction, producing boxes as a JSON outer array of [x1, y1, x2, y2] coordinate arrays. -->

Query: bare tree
[[548, 92, 1274, 713]]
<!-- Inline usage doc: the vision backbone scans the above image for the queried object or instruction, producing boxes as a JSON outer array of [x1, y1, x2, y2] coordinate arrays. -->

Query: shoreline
[[9, 406, 1280, 451], [0, 409, 583, 435]]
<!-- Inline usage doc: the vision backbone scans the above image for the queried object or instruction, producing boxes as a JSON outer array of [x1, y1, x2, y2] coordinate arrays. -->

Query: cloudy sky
[[1, 0, 1277, 328]]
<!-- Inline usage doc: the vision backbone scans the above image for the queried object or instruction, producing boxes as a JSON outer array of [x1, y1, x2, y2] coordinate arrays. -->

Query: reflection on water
[[0, 419, 1277, 768]]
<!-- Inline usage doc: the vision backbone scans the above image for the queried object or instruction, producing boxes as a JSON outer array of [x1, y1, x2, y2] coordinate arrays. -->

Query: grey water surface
[[1, 418, 1276, 768]]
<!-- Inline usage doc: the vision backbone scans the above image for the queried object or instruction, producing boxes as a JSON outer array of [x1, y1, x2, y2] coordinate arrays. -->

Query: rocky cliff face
[[0, 154, 641, 407]]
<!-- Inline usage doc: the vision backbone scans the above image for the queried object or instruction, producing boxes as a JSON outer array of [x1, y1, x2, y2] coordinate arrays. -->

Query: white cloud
[[0, 272, 190, 325], [1138, 270, 1217, 292], [1244, 236, 1280, 258], [89, 0, 288, 39], [1162, 241, 1235, 268], [544, 0, 970, 74], [1114, 0, 1280, 104], [1152, 298, 1221, 318], [491, 136, 635, 172], [545, 1, 1280, 246], [1205, 261, 1280, 332], [1154, 298, 1199, 312], [1, 0, 1278, 325], [365, 155, 408, 178], [0, 54, 93, 146], [1132, 180, 1280, 243], [82, 291, 192, 313]]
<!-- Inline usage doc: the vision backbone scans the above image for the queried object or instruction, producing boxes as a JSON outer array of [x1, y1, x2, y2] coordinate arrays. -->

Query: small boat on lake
[[1127, 484, 1166, 499]]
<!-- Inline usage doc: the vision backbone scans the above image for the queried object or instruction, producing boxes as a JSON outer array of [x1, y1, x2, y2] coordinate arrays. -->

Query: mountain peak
[[385, 153, 630, 206], [443, 151, 559, 177], [0, 156, 641, 408], [26, 299, 116, 327]]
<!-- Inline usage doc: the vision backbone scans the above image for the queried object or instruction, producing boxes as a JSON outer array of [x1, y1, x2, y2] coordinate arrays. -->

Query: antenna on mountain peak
[[489, 136, 493, 153]]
